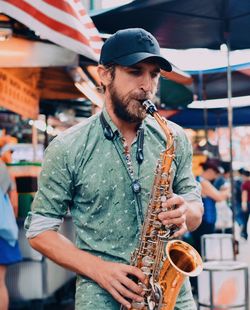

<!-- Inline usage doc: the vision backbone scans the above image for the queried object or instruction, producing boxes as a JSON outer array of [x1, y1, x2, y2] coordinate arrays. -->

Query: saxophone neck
[[142, 100, 174, 155]]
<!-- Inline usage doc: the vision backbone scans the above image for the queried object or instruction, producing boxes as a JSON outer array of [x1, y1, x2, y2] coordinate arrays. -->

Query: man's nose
[[140, 74, 154, 93]]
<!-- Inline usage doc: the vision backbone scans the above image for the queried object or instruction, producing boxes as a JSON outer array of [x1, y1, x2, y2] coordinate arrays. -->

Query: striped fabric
[[0, 0, 103, 61]]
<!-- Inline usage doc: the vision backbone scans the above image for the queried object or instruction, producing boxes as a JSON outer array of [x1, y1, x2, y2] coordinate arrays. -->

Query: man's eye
[[151, 72, 160, 78], [130, 70, 141, 76]]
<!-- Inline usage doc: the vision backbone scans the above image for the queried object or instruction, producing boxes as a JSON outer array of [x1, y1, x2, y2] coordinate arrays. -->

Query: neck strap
[[100, 112, 144, 164]]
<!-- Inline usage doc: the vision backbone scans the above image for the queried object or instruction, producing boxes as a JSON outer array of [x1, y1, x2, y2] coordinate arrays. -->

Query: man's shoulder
[[44, 113, 101, 159], [53, 113, 100, 145]]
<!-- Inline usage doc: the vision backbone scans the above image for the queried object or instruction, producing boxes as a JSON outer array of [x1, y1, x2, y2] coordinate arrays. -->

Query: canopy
[[191, 68, 250, 100], [168, 106, 250, 129], [92, 0, 250, 50]]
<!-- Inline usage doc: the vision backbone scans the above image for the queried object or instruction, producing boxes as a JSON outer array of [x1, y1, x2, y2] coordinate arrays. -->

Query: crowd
[[190, 157, 250, 256], [186, 157, 250, 296]]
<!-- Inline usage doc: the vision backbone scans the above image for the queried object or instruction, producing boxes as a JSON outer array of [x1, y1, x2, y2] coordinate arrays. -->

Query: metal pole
[[226, 40, 237, 259], [44, 114, 49, 150], [32, 123, 38, 162], [198, 72, 209, 145]]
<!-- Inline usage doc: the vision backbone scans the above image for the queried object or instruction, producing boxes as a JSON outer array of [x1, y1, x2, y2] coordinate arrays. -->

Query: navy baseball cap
[[99, 28, 172, 72]]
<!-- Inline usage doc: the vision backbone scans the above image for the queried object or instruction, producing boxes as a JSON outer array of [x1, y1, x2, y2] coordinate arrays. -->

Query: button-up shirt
[[25, 108, 201, 309]]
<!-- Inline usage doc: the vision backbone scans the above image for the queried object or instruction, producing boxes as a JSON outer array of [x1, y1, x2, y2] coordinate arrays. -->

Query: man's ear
[[97, 65, 113, 87]]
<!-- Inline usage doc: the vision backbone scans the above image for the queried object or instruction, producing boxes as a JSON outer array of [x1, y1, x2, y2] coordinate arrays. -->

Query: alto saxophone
[[123, 100, 202, 310]]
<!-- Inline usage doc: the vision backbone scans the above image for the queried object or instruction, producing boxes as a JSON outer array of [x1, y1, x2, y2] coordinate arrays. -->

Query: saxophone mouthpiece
[[142, 100, 158, 116]]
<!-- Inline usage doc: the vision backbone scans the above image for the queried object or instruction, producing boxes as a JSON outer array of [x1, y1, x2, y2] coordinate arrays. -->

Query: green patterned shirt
[[25, 108, 201, 309]]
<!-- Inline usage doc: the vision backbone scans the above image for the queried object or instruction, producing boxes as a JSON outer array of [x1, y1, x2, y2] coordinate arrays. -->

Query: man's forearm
[[185, 200, 204, 232], [28, 230, 146, 309], [28, 230, 102, 279]]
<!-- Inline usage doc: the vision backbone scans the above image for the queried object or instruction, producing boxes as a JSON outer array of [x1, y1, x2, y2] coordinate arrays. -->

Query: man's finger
[[162, 216, 186, 226], [124, 265, 146, 284], [109, 287, 131, 309], [158, 206, 186, 221], [120, 276, 145, 296], [172, 225, 187, 238], [162, 194, 185, 208], [112, 280, 144, 304]]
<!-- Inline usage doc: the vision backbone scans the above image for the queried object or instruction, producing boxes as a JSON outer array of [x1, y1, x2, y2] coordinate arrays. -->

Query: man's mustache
[[133, 94, 151, 101]]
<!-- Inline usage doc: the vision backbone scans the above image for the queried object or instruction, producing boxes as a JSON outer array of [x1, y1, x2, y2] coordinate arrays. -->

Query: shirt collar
[[102, 107, 120, 139], [102, 106, 148, 138]]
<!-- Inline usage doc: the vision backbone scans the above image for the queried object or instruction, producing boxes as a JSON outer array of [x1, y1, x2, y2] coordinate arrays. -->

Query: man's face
[[107, 60, 160, 123]]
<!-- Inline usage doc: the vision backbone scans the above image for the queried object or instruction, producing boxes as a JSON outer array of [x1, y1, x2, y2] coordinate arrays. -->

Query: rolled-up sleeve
[[25, 213, 63, 238], [25, 138, 73, 234]]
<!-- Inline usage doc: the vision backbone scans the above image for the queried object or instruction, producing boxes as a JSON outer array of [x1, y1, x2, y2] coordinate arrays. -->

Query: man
[[25, 28, 203, 310]]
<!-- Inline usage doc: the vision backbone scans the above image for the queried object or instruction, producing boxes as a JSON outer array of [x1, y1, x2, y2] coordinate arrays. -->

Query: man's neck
[[105, 104, 140, 147]]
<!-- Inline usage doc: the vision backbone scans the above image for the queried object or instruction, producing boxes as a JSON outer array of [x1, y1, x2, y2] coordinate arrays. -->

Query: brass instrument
[[124, 100, 203, 310]]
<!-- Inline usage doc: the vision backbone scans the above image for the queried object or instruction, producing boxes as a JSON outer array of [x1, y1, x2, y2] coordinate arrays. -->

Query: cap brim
[[113, 52, 172, 72]]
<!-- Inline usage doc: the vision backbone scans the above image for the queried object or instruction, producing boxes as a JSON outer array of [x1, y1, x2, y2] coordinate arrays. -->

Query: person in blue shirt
[[0, 157, 22, 310], [213, 162, 246, 234], [191, 158, 230, 254]]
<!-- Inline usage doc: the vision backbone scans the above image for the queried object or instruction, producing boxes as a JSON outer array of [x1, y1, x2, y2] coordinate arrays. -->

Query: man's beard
[[109, 82, 148, 123]]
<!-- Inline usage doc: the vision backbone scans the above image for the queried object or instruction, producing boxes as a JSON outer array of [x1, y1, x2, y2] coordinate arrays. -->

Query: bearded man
[[25, 28, 203, 310]]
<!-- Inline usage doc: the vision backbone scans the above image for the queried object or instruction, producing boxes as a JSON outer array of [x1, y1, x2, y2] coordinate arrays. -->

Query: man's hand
[[158, 194, 188, 238], [92, 260, 146, 309]]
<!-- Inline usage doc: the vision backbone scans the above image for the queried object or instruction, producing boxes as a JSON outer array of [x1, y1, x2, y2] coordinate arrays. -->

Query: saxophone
[[124, 100, 203, 310]]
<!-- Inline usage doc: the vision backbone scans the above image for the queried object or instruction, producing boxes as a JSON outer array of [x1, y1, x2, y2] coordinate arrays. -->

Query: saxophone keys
[[142, 255, 154, 267], [159, 228, 171, 239], [144, 241, 155, 252], [149, 229, 158, 238], [138, 281, 149, 291], [152, 220, 162, 229], [160, 195, 167, 203], [131, 300, 145, 309], [141, 266, 152, 276]]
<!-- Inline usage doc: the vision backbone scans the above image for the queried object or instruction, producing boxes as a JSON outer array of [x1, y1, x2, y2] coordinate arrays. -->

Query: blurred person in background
[[233, 168, 245, 231], [241, 169, 250, 240], [0, 139, 22, 310], [214, 164, 249, 234], [213, 161, 230, 190], [189, 158, 230, 296], [191, 158, 230, 254], [213, 161, 233, 233]]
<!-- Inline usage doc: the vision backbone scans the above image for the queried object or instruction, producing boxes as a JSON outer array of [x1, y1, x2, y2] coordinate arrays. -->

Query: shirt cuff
[[25, 213, 63, 239], [180, 189, 202, 203]]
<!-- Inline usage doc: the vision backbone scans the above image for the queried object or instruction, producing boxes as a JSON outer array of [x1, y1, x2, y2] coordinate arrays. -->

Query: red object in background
[[0, 0, 103, 61]]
